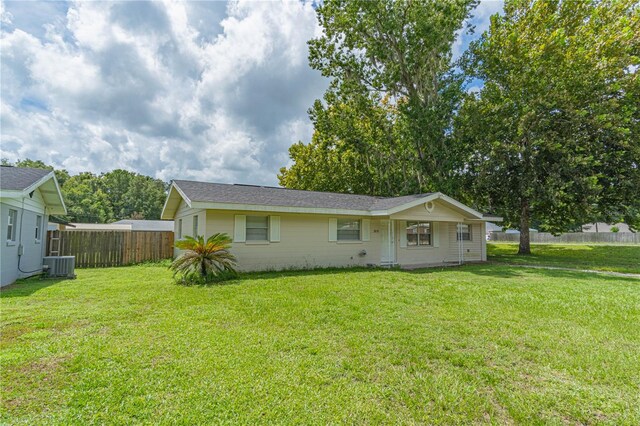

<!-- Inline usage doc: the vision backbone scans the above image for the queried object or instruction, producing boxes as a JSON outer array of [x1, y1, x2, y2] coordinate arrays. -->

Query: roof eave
[[0, 172, 67, 214], [190, 201, 372, 216], [161, 182, 192, 219]]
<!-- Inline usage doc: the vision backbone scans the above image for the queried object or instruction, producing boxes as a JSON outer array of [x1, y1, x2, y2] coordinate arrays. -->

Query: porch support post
[[457, 222, 464, 265]]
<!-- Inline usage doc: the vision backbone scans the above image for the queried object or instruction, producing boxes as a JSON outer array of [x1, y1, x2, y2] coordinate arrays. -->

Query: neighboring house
[[62, 220, 173, 231], [0, 166, 66, 287], [111, 220, 174, 231], [65, 223, 131, 231], [486, 222, 538, 238], [47, 216, 75, 231], [161, 180, 502, 271], [485, 222, 503, 239], [504, 228, 538, 234], [581, 222, 632, 233]]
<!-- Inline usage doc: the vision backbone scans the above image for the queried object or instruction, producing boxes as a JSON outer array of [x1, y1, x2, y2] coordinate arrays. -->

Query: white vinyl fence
[[490, 232, 640, 244]]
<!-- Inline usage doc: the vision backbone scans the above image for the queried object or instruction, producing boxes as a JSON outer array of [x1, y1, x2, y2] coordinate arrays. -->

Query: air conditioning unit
[[43, 256, 76, 279]]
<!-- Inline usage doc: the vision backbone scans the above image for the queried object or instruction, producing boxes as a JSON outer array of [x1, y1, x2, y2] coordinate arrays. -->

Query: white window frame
[[406, 221, 432, 247], [246, 215, 269, 241], [177, 218, 183, 239], [337, 218, 361, 241], [457, 224, 471, 241], [192, 215, 198, 237], [7, 209, 17, 243], [35, 215, 42, 243]]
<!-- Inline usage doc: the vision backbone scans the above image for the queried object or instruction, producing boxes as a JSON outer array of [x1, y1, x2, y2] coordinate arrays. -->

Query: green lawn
[[488, 243, 640, 274], [2, 263, 639, 424]]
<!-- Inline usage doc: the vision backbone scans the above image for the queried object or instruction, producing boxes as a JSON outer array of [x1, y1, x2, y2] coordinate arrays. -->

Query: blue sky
[[0, 0, 503, 185]]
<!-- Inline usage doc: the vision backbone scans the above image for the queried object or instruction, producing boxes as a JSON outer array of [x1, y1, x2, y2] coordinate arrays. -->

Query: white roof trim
[[190, 201, 372, 216], [44, 172, 67, 215], [172, 182, 192, 206], [161, 183, 192, 219], [0, 190, 23, 198]]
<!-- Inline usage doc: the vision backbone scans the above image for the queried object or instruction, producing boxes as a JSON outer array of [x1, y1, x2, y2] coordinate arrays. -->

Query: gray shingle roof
[[173, 180, 434, 212], [0, 166, 52, 191]]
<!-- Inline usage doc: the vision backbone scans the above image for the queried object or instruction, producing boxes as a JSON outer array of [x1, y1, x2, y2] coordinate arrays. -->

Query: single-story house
[[161, 180, 502, 271], [581, 222, 633, 233], [0, 166, 66, 287], [62, 223, 131, 231], [486, 222, 538, 240], [111, 219, 174, 231]]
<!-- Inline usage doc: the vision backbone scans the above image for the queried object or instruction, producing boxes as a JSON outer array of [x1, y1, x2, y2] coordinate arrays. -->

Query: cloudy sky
[[1, 0, 502, 186]]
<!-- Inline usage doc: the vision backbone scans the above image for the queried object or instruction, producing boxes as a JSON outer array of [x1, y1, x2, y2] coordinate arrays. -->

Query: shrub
[[170, 234, 238, 284]]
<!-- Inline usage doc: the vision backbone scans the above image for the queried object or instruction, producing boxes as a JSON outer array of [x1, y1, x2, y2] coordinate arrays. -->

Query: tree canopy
[[2, 158, 168, 223], [279, 0, 477, 196]]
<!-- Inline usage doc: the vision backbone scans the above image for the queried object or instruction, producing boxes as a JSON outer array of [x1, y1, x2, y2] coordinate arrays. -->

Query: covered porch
[[373, 193, 498, 268]]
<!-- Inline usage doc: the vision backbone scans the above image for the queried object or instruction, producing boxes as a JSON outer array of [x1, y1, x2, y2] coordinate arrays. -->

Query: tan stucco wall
[[206, 209, 382, 271], [444, 222, 484, 262], [395, 221, 451, 265]]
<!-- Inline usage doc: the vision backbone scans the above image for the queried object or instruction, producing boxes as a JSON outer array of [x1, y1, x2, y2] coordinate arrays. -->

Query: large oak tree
[[457, 0, 639, 254]]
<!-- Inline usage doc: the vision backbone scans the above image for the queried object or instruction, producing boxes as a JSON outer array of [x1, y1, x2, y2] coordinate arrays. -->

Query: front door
[[380, 220, 395, 264]]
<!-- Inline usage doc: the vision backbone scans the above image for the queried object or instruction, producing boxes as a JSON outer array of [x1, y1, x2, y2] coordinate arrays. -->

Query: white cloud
[[1, 0, 496, 185], [0, 0, 326, 185], [452, 0, 504, 60]]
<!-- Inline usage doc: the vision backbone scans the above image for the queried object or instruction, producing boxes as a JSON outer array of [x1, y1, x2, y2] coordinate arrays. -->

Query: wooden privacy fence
[[47, 230, 174, 268], [490, 232, 640, 244]]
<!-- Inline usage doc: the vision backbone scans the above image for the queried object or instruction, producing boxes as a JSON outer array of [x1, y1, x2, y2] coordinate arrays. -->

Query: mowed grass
[[2, 264, 639, 424], [488, 243, 640, 274]]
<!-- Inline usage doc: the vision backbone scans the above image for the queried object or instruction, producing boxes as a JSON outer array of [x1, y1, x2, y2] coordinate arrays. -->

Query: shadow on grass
[[462, 263, 639, 283], [181, 261, 640, 286], [169, 268, 355, 287], [185, 267, 379, 285], [0, 276, 71, 298], [402, 263, 522, 279], [488, 243, 640, 273]]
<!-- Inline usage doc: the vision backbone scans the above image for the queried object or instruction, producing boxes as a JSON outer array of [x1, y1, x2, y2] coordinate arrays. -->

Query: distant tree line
[[1, 158, 168, 223]]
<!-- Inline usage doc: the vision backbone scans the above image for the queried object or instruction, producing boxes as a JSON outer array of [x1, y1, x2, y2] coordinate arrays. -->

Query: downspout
[[388, 219, 392, 265], [457, 222, 464, 265]]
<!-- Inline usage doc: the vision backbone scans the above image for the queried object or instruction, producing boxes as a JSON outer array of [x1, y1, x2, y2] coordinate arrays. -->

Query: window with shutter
[[406, 221, 432, 246], [457, 224, 471, 241], [337, 219, 360, 241], [246, 216, 269, 241]]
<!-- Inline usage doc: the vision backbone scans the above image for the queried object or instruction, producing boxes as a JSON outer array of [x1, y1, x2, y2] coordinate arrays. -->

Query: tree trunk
[[518, 199, 531, 255]]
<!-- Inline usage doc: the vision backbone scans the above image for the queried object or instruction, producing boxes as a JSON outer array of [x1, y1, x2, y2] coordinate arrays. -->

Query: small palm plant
[[170, 233, 238, 283]]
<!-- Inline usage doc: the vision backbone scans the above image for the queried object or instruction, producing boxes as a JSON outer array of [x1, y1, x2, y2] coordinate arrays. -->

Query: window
[[457, 224, 471, 241], [192, 215, 198, 237], [35, 215, 42, 241], [6, 209, 17, 242], [246, 216, 268, 241], [406, 221, 431, 246], [177, 219, 183, 239], [337, 219, 360, 241]]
